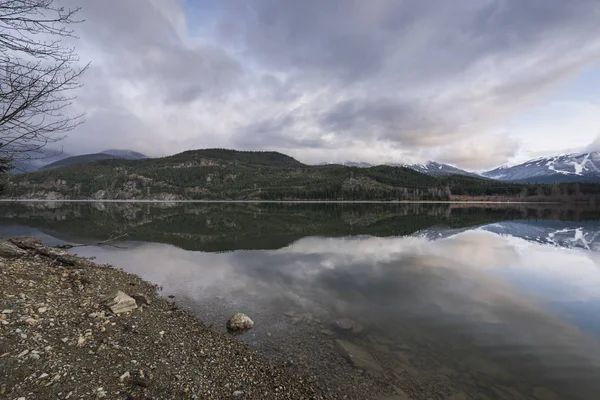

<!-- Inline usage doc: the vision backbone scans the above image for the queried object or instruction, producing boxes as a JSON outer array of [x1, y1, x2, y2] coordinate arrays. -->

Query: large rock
[[0, 240, 27, 258], [103, 291, 138, 314], [226, 313, 254, 331], [335, 339, 383, 376]]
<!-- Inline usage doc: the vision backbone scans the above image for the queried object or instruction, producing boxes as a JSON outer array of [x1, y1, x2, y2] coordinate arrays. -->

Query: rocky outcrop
[[226, 313, 254, 331]]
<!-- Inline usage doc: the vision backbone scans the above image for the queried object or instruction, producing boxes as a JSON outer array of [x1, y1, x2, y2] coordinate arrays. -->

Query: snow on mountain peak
[[483, 152, 600, 182]]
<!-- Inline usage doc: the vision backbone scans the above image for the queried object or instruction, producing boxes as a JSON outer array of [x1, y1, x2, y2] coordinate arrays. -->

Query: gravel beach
[[0, 237, 382, 399]]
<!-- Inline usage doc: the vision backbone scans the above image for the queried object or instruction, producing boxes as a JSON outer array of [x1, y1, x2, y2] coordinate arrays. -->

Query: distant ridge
[[102, 149, 147, 160], [319, 160, 478, 177], [39, 149, 148, 171], [39, 153, 118, 171]]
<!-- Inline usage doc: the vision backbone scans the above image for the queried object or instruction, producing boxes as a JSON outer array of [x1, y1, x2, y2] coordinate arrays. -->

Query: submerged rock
[[226, 313, 254, 331], [334, 317, 364, 333], [103, 291, 138, 314], [335, 339, 383, 376]]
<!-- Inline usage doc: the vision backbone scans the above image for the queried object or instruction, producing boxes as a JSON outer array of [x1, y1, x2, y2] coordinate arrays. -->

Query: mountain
[[39, 149, 148, 171], [483, 152, 600, 183], [389, 161, 480, 177], [8, 151, 72, 174], [320, 160, 478, 177], [319, 161, 373, 168], [4, 148, 600, 202], [39, 153, 121, 171], [101, 149, 148, 160]]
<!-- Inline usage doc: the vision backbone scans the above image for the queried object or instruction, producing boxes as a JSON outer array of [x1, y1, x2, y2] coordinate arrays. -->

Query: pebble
[[38, 373, 49, 379], [119, 371, 130, 382], [131, 376, 150, 387], [233, 390, 244, 398], [18, 349, 29, 358]]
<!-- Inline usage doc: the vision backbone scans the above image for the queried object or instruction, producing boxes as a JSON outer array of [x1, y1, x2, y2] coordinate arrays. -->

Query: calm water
[[1, 202, 600, 399]]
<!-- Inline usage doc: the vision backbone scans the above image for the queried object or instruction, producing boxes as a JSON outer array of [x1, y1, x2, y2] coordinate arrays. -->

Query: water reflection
[[1, 202, 600, 399], [68, 227, 600, 399]]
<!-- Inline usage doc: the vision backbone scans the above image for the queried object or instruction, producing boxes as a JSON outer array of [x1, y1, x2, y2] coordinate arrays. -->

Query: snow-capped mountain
[[389, 161, 479, 177], [318, 161, 373, 168], [483, 152, 600, 183]]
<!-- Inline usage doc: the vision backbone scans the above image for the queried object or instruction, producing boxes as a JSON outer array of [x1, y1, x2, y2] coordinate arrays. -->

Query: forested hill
[[3, 148, 600, 201]]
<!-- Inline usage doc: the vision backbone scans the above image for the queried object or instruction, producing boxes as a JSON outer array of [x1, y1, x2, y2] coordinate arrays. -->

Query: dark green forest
[[3, 149, 600, 202]]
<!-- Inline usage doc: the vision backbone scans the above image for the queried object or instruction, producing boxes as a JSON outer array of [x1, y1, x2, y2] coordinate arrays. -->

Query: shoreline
[[0, 199, 565, 204], [0, 237, 385, 399]]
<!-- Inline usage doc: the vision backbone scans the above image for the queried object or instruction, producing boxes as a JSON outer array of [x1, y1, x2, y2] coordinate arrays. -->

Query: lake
[[1, 201, 600, 399]]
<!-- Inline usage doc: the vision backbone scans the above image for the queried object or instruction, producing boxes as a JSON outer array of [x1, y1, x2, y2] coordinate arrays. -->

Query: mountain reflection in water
[[1, 201, 600, 399]]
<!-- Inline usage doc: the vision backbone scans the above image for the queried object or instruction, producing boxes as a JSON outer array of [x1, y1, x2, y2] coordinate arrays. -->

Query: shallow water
[[1, 202, 600, 399]]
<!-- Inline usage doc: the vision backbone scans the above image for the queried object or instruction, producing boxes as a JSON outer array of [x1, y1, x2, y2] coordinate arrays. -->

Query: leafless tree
[[0, 0, 88, 172]]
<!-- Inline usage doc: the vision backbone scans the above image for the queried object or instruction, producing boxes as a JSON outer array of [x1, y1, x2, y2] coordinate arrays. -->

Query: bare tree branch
[[0, 0, 87, 170]]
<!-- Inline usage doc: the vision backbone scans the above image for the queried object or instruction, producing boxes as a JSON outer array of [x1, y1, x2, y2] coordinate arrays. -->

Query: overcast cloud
[[61, 0, 600, 169]]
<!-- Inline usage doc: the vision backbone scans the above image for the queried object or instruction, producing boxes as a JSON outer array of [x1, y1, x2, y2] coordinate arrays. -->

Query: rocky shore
[[0, 237, 358, 399]]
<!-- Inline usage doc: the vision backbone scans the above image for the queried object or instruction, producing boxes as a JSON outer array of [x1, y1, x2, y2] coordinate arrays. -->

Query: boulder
[[0, 240, 27, 258], [226, 313, 254, 331], [103, 291, 138, 314]]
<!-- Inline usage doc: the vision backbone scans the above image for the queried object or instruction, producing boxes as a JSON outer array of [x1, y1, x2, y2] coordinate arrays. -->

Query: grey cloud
[[228, 0, 600, 84], [319, 98, 455, 147], [216, 0, 600, 166], [585, 134, 600, 152], [57, 0, 600, 167], [78, 1, 242, 105], [233, 114, 334, 150]]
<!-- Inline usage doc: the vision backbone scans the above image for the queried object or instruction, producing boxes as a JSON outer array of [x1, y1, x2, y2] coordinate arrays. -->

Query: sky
[[59, 0, 600, 170]]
